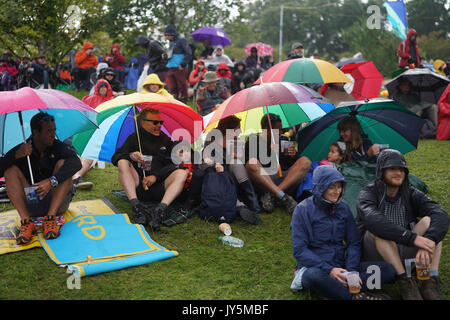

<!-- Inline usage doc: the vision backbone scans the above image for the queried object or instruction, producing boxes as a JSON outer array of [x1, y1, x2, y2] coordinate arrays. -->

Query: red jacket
[[82, 79, 113, 109], [397, 29, 421, 68], [437, 84, 450, 140], [75, 42, 99, 69], [215, 62, 232, 80], [189, 59, 206, 86], [0, 62, 18, 77], [104, 44, 125, 70]]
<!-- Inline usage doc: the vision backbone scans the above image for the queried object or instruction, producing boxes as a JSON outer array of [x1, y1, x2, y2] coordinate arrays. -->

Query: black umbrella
[[386, 68, 450, 104], [334, 56, 366, 68]]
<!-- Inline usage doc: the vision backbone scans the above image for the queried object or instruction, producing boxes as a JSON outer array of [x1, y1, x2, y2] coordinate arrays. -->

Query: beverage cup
[[24, 186, 39, 204], [219, 223, 232, 236], [281, 140, 293, 152], [345, 271, 361, 294], [141, 155, 153, 171], [416, 262, 430, 280]]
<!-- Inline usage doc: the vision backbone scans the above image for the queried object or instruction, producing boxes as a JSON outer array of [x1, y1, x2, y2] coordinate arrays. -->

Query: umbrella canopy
[[386, 68, 450, 104], [334, 56, 366, 68], [190, 26, 231, 47], [73, 93, 203, 162], [296, 99, 425, 161], [340, 61, 384, 101], [245, 42, 274, 57], [205, 83, 334, 134], [0, 87, 98, 154], [255, 58, 351, 85]]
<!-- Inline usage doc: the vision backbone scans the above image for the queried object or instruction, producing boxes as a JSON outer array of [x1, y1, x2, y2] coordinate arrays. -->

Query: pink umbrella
[[0, 87, 98, 183], [245, 42, 274, 57]]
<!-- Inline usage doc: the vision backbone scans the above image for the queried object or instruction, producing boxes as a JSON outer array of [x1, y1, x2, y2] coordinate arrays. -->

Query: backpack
[[198, 167, 237, 223]]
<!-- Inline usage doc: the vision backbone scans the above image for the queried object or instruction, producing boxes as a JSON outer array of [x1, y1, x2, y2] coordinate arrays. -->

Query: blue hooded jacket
[[290, 165, 361, 274], [164, 24, 192, 69]]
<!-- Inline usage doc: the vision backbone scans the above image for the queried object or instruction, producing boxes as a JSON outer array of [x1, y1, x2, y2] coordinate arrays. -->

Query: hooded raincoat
[[82, 79, 114, 109], [141, 73, 173, 98], [397, 29, 421, 68], [356, 149, 449, 246], [291, 165, 361, 274], [189, 59, 206, 86], [75, 42, 98, 69], [437, 84, 450, 140], [105, 44, 125, 70]]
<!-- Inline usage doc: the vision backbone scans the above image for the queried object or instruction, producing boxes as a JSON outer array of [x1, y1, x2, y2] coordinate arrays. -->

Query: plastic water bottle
[[378, 144, 390, 151], [219, 235, 244, 248]]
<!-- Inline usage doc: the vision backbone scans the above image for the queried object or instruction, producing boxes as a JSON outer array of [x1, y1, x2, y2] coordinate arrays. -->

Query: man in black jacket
[[136, 35, 168, 82], [356, 149, 449, 300], [111, 108, 188, 231], [0, 112, 80, 244]]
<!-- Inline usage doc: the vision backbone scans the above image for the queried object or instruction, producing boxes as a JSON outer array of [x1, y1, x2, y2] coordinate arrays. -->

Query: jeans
[[301, 261, 396, 300]]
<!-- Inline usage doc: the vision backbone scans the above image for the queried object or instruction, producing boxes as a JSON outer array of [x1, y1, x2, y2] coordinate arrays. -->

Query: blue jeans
[[301, 261, 395, 300]]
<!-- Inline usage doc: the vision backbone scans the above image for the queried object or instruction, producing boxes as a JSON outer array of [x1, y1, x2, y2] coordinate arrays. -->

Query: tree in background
[[407, 0, 450, 37]]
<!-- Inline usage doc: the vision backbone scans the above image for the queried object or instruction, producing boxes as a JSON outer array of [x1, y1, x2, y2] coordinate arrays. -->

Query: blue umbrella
[[190, 26, 232, 46]]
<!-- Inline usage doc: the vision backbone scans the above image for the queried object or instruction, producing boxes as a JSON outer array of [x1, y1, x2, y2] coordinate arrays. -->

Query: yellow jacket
[[142, 73, 173, 98], [433, 60, 446, 76]]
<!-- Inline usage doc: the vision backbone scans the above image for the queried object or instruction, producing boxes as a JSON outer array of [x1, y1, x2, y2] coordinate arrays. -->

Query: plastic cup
[[219, 223, 232, 236], [141, 155, 153, 171], [24, 186, 39, 204], [281, 140, 293, 151], [416, 262, 430, 280], [345, 271, 361, 294]]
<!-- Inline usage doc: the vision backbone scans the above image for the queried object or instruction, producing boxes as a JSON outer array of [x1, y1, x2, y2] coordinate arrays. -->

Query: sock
[[430, 270, 438, 277], [276, 190, 286, 199], [397, 272, 407, 279], [130, 198, 140, 207]]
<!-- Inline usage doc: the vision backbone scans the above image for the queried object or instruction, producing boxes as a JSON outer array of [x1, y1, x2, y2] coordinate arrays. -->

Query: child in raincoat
[[141, 73, 173, 98]]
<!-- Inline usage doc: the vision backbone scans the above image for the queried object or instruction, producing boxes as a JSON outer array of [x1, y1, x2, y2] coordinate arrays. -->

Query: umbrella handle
[[132, 106, 149, 191], [18, 112, 35, 185], [264, 106, 283, 178]]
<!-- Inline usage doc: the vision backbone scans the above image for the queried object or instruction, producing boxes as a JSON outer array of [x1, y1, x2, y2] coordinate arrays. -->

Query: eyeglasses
[[142, 119, 164, 125]]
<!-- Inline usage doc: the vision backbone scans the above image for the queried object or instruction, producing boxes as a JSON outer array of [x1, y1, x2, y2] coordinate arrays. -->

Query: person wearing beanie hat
[[102, 67, 126, 97], [286, 42, 304, 60], [356, 149, 449, 300]]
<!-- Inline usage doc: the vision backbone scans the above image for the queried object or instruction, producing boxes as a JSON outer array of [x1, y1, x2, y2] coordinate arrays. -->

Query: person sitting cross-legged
[[0, 112, 80, 244], [111, 108, 188, 231], [356, 149, 449, 300]]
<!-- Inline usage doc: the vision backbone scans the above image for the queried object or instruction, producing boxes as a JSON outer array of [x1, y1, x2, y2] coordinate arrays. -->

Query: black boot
[[237, 179, 261, 213]]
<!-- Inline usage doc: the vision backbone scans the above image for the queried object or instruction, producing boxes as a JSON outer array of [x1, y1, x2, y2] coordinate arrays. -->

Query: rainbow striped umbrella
[[255, 58, 352, 85], [72, 93, 203, 162]]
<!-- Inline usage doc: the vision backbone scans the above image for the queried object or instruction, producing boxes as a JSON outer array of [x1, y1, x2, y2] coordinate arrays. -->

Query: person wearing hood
[[141, 73, 173, 98], [0, 54, 18, 91], [437, 84, 450, 140], [215, 62, 232, 91], [82, 79, 114, 109], [433, 59, 446, 77], [356, 149, 449, 300], [163, 24, 192, 103], [231, 60, 253, 93], [105, 44, 126, 84], [189, 59, 206, 87], [205, 45, 234, 70], [102, 67, 126, 97], [245, 46, 267, 71], [397, 29, 422, 68], [291, 165, 395, 300], [73, 41, 99, 91], [135, 35, 168, 82]]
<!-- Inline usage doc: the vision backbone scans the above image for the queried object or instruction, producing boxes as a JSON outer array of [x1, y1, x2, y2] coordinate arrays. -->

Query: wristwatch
[[50, 176, 58, 188]]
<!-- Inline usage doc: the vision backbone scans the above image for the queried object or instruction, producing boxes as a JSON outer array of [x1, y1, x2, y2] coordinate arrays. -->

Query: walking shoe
[[73, 177, 94, 190], [43, 215, 60, 240], [420, 276, 443, 300], [132, 202, 150, 226], [239, 207, 262, 225], [16, 219, 36, 245], [279, 194, 298, 214], [148, 203, 168, 231], [397, 276, 423, 300], [260, 192, 275, 213], [352, 292, 391, 300]]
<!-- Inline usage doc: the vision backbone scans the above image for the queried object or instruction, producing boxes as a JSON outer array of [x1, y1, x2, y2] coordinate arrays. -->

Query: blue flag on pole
[[383, 1, 407, 40]]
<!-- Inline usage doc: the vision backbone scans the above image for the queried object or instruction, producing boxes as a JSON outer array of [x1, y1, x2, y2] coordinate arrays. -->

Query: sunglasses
[[142, 119, 164, 125]]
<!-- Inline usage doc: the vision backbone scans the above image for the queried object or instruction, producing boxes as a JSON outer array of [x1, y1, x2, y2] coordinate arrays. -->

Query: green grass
[[0, 140, 449, 300]]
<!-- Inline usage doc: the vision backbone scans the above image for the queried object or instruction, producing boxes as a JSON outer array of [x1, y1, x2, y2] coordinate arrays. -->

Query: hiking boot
[[420, 276, 443, 300], [17, 219, 36, 245], [148, 203, 167, 231], [279, 194, 298, 214], [397, 276, 423, 300], [132, 202, 150, 226], [73, 177, 94, 191], [43, 215, 60, 240], [352, 292, 391, 300], [239, 207, 262, 225], [260, 192, 275, 213]]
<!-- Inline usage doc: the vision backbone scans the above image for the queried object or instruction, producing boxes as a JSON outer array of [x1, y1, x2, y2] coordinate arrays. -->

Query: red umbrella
[[245, 42, 274, 57], [340, 61, 384, 101]]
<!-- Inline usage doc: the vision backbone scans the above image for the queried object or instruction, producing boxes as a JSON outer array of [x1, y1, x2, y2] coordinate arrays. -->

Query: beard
[[383, 175, 405, 187]]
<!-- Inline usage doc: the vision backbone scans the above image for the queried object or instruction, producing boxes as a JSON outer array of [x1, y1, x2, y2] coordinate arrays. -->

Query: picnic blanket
[[0, 198, 118, 255], [112, 190, 196, 227], [39, 213, 178, 277]]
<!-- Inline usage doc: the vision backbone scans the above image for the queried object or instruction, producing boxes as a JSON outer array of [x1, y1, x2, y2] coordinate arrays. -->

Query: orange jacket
[[75, 42, 99, 69]]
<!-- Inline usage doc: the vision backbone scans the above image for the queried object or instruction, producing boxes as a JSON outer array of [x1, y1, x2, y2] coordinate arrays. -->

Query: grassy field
[[0, 139, 448, 300]]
